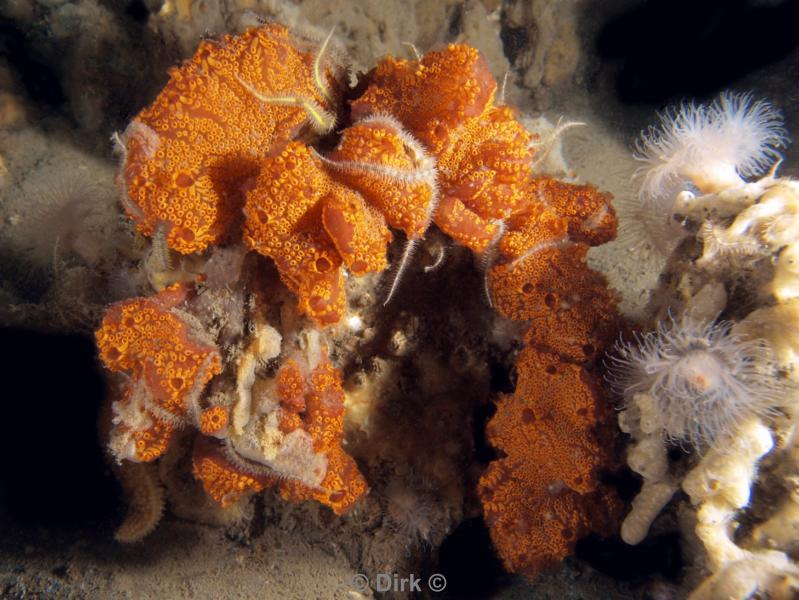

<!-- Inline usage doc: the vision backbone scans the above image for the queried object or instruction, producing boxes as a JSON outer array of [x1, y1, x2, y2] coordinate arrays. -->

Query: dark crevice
[[447, 4, 464, 39], [0, 18, 67, 111], [499, 24, 529, 67], [125, 0, 151, 23], [576, 531, 683, 582], [436, 517, 509, 599], [0, 328, 120, 529], [472, 400, 498, 464], [596, 0, 799, 105]]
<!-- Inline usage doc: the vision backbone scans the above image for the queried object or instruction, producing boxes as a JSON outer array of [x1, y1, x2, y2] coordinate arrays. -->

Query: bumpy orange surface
[[199, 405, 229, 436], [489, 243, 620, 362], [96, 286, 221, 416], [276, 354, 367, 513], [478, 346, 622, 576], [121, 23, 340, 254], [275, 358, 307, 412], [497, 201, 568, 261], [479, 159, 622, 575], [104, 27, 626, 549], [192, 353, 367, 514], [243, 142, 349, 325], [488, 173, 619, 362], [529, 177, 617, 247], [326, 116, 437, 240], [351, 45, 535, 254], [96, 285, 222, 452], [192, 437, 275, 508], [122, 32, 556, 326], [434, 106, 535, 252], [350, 44, 496, 156], [242, 115, 443, 324]]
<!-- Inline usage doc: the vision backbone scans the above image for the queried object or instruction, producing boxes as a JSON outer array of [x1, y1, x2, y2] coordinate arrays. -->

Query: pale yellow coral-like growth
[[688, 552, 799, 600], [681, 419, 799, 600], [774, 243, 799, 302], [619, 175, 799, 598], [735, 301, 799, 383], [620, 398, 799, 598], [619, 94, 799, 599], [691, 179, 799, 269], [749, 436, 799, 556], [618, 394, 678, 545]]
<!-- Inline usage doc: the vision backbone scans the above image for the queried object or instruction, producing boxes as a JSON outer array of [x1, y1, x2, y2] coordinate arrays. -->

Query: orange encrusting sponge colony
[[121, 23, 341, 255], [191, 354, 367, 514], [97, 283, 367, 516], [351, 46, 537, 254], [99, 23, 624, 570], [477, 169, 623, 574], [95, 284, 222, 462], [478, 346, 624, 576]]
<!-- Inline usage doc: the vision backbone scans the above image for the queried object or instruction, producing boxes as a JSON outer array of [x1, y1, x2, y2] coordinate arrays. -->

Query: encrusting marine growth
[[96, 284, 222, 462], [95, 21, 624, 577], [611, 91, 799, 599]]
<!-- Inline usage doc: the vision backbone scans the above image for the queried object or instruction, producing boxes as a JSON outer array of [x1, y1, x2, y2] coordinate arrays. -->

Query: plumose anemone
[[610, 315, 784, 450], [634, 91, 787, 208]]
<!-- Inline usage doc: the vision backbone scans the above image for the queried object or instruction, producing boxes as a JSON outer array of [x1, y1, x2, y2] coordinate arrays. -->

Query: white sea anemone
[[610, 316, 784, 450], [635, 92, 787, 206]]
